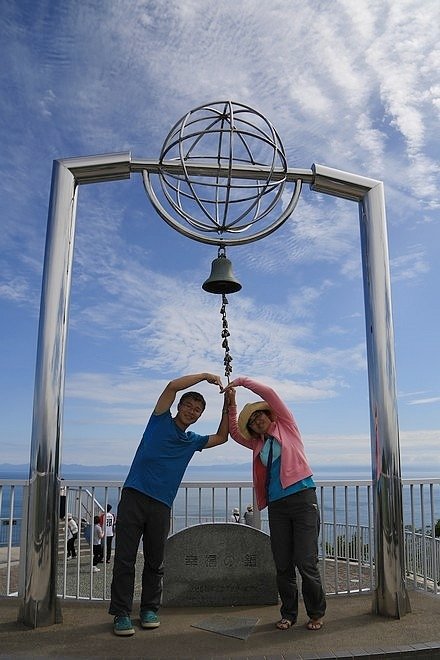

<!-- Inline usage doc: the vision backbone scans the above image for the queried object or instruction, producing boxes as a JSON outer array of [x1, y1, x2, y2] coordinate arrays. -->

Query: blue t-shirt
[[124, 410, 209, 507], [260, 436, 315, 502]]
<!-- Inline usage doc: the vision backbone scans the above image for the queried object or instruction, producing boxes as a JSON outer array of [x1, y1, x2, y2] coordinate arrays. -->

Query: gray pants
[[268, 488, 326, 623], [109, 488, 170, 616]]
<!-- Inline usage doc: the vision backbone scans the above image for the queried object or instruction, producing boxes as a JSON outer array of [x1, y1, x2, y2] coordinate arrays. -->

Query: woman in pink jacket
[[224, 376, 326, 631]]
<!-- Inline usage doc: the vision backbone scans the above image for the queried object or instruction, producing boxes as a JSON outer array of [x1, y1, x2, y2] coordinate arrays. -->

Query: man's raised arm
[[205, 390, 231, 449], [154, 372, 223, 415]]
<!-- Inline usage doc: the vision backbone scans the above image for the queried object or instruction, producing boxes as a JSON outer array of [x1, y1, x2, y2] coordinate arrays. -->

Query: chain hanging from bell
[[202, 246, 241, 382], [220, 294, 233, 381]]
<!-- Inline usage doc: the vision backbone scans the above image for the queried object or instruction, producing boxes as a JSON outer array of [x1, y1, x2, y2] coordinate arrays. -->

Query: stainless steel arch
[[19, 153, 409, 627]]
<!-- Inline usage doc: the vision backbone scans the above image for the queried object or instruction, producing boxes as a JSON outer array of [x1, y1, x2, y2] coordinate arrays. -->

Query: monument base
[[162, 522, 278, 607]]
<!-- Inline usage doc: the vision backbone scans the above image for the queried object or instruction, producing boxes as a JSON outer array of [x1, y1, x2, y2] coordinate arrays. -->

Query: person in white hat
[[223, 376, 325, 632], [66, 513, 78, 559], [230, 507, 241, 522]]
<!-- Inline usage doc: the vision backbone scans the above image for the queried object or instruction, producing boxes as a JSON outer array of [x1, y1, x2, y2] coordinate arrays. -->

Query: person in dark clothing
[[100, 504, 115, 563], [109, 373, 231, 637]]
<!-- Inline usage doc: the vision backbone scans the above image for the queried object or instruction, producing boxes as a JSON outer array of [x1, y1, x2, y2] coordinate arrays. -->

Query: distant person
[[243, 504, 254, 526], [67, 514, 78, 559], [109, 373, 230, 637], [224, 376, 326, 632], [59, 479, 67, 519], [230, 507, 241, 523], [92, 516, 104, 572], [100, 504, 116, 563]]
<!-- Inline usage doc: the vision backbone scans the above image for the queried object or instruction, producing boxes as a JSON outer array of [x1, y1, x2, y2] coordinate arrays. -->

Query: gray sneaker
[[140, 610, 160, 629], [113, 615, 135, 636]]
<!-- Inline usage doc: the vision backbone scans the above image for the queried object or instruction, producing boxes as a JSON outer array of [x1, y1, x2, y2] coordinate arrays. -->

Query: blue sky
[[0, 1, 439, 476]]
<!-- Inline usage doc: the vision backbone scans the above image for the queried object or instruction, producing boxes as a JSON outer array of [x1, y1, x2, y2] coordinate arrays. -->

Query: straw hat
[[238, 400, 274, 440]]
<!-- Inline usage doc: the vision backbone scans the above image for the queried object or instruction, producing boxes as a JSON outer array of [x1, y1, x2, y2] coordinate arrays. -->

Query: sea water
[[1, 464, 439, 547]]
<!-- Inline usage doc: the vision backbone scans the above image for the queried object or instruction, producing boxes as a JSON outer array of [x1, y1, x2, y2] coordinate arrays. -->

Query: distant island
[[1, 461, 432, 480], [0, 462, 253, 480]]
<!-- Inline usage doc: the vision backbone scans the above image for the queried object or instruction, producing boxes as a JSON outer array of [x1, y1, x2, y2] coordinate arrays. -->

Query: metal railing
[[65, 485, 105, 526], [1, 477, 439, 600], [404, 530, 440, 590]]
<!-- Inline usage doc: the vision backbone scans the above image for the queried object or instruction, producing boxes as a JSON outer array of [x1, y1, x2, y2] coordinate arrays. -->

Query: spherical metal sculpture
[[143, 100, 302, 246]]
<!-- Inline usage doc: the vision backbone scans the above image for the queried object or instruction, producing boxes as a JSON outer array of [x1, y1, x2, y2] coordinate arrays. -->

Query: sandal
[[306, 619, 323, 631], [276, 618, 293, 630]]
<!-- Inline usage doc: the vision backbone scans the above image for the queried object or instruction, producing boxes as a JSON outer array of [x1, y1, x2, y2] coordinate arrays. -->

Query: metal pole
[[19, 154, 131, 627], [18, 159, 77, 627], [359, 184, 411, 617], [312, 164, 410, 617]]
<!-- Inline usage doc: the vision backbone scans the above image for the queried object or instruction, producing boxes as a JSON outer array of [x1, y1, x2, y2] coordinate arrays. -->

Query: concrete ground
[[1, 590, 440, 659]]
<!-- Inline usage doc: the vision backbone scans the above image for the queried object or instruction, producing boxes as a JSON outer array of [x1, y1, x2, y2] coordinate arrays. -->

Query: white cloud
[[391, 247, 429, 282], [408, 396, 440, 406], [0, 276, 32, 304], [38, 89, 56, 118], [303, 428, 440, 476]]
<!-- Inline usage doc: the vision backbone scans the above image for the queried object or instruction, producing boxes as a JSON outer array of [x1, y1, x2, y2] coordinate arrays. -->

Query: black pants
[[102, 535, 113, 562], [109, 488, 170, 617], [93, 544, 103, 566], [67, 536, 76, 558], [268, 488, 326, 623]]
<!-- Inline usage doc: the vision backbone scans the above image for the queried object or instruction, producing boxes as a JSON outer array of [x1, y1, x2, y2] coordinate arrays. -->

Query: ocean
[[0, 463, 256, 546], [1, 463, 439, 547]]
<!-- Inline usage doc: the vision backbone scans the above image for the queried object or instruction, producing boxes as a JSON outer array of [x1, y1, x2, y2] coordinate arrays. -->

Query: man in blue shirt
[[109, 372, 230, 636]]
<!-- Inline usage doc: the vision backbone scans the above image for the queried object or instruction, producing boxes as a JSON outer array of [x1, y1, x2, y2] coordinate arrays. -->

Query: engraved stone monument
[[162, 523, 278, 607]]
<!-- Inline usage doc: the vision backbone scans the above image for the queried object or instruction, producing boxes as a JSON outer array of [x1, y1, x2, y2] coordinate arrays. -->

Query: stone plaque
[[162, 523, 278, 606]]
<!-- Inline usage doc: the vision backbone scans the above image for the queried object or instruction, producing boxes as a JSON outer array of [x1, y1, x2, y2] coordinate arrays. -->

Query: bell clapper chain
[[220, 293, 233, 383]]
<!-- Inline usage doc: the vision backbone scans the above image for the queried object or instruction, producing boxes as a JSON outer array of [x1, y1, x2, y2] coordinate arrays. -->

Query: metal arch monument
[[19, 101, 410, 627]]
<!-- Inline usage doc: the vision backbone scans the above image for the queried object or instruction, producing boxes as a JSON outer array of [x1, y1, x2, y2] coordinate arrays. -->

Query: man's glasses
[[180, 401, 204, 416]]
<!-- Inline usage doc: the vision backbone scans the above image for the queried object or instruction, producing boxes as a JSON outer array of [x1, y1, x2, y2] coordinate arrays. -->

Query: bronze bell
[[202, 247, 242, 294]]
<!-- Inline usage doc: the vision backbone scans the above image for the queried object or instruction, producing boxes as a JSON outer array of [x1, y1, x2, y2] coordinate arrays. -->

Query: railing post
[[252, 488, 261, 530]]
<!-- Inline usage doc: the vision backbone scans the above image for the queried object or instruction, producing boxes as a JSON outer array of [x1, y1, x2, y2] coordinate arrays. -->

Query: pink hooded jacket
[[228, 376, 313, 511]]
